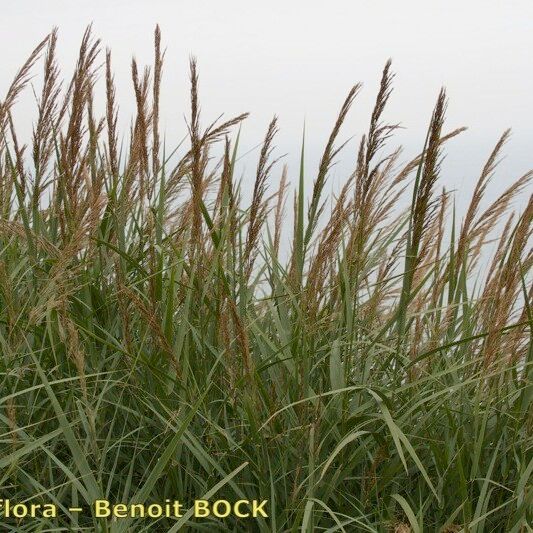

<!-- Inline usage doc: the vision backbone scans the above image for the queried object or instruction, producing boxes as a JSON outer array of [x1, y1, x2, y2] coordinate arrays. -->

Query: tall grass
[[0, 27, 531, 532]]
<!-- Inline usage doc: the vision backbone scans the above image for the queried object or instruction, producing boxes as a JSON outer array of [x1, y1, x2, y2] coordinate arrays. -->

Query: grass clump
[[0, 27, 531, 532]]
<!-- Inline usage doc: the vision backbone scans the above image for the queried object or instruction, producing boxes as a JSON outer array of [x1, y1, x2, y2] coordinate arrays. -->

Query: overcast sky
[[1, 1, 532, 212]]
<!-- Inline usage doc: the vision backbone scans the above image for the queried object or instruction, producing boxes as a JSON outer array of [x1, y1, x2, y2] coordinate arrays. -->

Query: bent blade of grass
[[392, 493, 421, 533], [30, 353, 102, 504], [112, 383, 213, 533], [259, 385, 374, 430], [319, 430, 370, 481], [368, 390, 439, 501], [166, 461, 249, 532], [0, 427, 63, 469]]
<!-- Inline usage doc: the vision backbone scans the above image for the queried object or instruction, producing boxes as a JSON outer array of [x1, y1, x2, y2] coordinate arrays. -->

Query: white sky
[[1, 0, 532, 212]]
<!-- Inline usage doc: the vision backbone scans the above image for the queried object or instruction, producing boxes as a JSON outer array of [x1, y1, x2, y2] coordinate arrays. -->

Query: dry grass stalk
[[244, 116, 279, 278], [152, 25, 164, 181], [105, 49, 119, 178], [482, 196, 532, 366], [306, 83, 362, 245], [274, 164, 288, 259]]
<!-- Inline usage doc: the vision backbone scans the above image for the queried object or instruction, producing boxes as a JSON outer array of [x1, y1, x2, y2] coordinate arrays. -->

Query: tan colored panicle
[[274, 164, 288, 259]]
